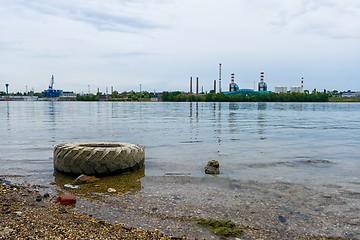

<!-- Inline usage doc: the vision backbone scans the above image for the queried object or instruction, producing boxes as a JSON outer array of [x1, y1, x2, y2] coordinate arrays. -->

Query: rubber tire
[[53, 142, 145, 175]]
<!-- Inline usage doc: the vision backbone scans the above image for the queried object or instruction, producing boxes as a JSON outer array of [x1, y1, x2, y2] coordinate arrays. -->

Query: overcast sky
[[1, 0, 359, 93]]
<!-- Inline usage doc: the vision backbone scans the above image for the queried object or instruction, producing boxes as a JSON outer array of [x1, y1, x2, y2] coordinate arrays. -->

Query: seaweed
[[194, 218, 243, 237]]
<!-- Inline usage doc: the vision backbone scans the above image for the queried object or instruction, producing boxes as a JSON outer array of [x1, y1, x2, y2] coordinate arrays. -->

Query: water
[[1, 101, 359, 190]]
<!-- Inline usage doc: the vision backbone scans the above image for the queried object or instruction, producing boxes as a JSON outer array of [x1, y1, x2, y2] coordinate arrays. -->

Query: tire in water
[[53, 142, 145, 175]]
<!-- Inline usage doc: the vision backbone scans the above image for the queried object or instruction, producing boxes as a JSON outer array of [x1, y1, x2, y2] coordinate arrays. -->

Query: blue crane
[[43, 75, 63, 98]]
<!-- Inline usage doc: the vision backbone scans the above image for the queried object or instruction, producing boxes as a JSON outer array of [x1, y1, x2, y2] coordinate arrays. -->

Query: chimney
[[196, 77, 199, 95], [190, 77, 193, 94], [219, 63, 222, 93]]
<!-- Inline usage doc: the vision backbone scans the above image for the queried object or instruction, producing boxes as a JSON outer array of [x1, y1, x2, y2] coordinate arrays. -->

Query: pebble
[[107, 188, 117, 193], [278, 215, 287, 223], [36, 195, 43, 202], [59, 206, 67, 214], [14, 211, 22, 217]]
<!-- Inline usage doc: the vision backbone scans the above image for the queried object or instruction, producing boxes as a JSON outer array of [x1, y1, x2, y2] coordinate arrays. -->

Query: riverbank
[[1, 175, 359, 239], [0, 180, 185, 239]]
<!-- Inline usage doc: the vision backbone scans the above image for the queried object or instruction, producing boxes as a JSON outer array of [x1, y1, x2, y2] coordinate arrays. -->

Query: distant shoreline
[[328, 97, 360, 102]]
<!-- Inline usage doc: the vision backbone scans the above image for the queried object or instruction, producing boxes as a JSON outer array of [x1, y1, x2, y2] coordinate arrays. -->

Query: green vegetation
[[162, 91, 330, 102], [77, 91, 159, 101], [0, 91, 41, 96], [194, 218, 243, 237], [329, 97, 360, 102], [76, 93, 99, 101]]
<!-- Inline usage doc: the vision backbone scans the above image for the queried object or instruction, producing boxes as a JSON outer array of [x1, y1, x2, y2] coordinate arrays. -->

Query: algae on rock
[[194, 218, 243, 237]]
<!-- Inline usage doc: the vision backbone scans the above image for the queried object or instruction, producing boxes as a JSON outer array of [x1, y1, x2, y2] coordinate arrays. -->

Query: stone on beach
[[205, 160, 220, 175]]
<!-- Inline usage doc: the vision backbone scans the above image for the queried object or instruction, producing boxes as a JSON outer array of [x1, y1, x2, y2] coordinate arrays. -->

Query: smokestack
[[111, 86, 113, 94], [5, 84, 9, 95], [196, 77, 199, 95], [190, 77, 193, 94], [219, 63, 222, 93], [213, 80, 216, 93], [260, 71, 264, 82]]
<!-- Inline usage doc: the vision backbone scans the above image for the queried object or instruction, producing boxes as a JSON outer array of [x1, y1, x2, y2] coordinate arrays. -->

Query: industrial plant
[[223, 71, 270, 95], [1, 66, 359, 102], [187, 63, 310, 95], [188, 64, 271, 95], [42, 75, 63, 98]]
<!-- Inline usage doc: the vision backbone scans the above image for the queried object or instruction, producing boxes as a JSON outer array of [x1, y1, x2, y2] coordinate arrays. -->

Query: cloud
[[10, 0, 164, 32], [268, 0, 360, 39], [0, 41, 17, 50], [98, 51, 157, 58]]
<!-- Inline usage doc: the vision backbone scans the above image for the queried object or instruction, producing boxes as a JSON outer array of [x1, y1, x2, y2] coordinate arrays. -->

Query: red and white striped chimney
[[260, 71, 264, 83]]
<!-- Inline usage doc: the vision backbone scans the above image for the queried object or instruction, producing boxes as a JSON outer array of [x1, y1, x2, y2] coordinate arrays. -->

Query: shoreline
[[0, 179, 184, 240], [1, 175, 359, 239]]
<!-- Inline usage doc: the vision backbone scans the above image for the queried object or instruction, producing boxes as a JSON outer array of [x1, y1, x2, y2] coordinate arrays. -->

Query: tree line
[[162, 91, 330, 102]]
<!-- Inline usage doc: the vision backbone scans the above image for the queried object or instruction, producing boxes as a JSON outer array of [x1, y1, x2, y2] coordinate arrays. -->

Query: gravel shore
[[1, 175, 359, 240], [0, 182, 184, 240]]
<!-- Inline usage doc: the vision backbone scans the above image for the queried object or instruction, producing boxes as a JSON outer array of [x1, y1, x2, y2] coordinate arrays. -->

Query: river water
[[0, 101, 359, 190]]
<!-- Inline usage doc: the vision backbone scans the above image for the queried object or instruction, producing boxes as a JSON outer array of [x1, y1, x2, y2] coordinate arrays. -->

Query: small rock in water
[[36, 195, 43, 202], [74, 174, 100, 185], [278, 215, 287, 223], [107, 188, 117, 193], [205, 160, 220, 175]]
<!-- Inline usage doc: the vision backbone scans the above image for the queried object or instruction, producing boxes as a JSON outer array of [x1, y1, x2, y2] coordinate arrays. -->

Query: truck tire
[[53, 142, 145, 175]]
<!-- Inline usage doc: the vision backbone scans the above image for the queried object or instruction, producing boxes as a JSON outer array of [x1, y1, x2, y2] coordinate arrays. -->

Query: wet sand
[[1, 175, 359, 239], [76, 176, 360, 239]]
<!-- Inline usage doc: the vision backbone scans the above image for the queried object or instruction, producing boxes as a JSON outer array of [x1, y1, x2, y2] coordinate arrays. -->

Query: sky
[[1, 0, 359, 94]]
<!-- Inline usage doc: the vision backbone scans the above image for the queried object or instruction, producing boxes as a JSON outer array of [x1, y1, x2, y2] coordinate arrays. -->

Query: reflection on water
[[189, 102, 199, 142], [213, 103, 222, 153], [53, 167, 145, 195], [257, 103, 266, 140], [6, 101, 10, 130]]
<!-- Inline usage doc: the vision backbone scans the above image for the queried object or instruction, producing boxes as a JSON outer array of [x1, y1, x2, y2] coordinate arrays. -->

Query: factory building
[[223, 73, 255, 95], [274, 86, 303, 93], [223, 71, 271, 95], [229, 73, 239, 92], [42, 75, 63, 98], [258, 72, 267, 92], [274, 87, 288, 93], [274, 77, 304, 93], [290, 86, 304, 93]]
